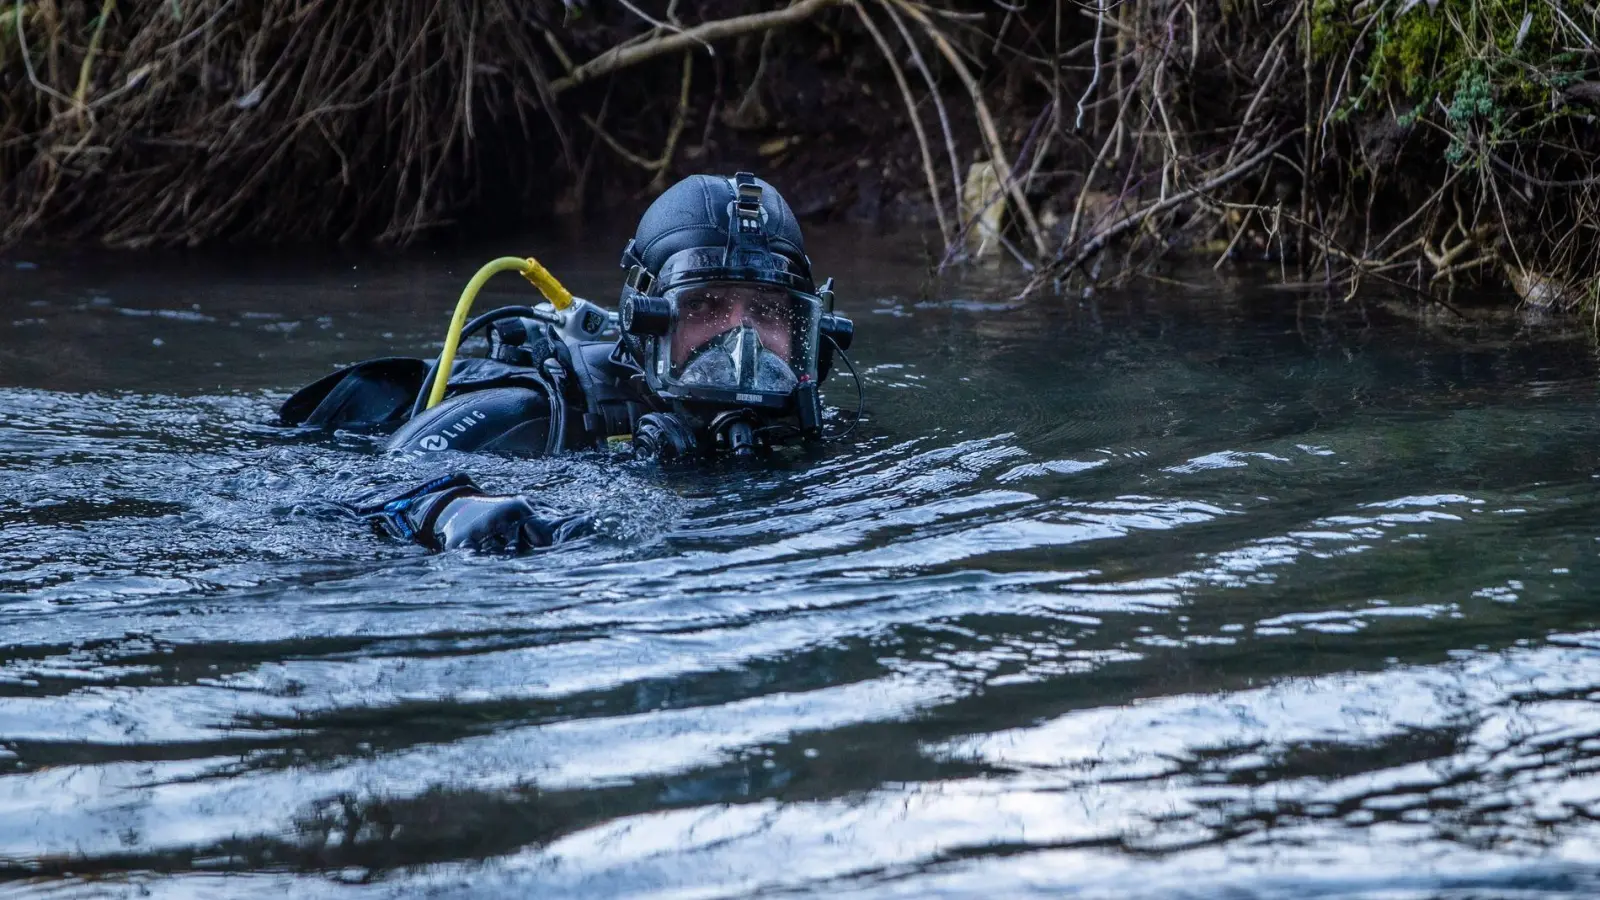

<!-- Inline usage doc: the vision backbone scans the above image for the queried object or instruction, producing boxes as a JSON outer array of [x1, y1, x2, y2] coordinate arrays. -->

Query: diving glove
[[351, 474, 591, 553]]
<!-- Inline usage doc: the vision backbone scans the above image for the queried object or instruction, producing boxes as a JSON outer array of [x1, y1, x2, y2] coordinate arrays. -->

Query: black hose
[[545, 367, 568, 455], [824, 334, 864, 442], [530, 365, 566, 456], [549, 401, 566, 455], [408, 305, 555, 420]]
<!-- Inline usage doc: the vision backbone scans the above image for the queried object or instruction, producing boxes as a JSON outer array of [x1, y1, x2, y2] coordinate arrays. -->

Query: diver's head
[[618, 172, 852, 459]]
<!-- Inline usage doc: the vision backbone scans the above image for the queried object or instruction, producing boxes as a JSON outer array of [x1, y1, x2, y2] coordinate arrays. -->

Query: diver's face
[[670, 283, 794, 366]]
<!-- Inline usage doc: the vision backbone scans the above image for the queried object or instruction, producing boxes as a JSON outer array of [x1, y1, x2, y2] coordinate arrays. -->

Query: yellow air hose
[[425, 256, 575, 410]]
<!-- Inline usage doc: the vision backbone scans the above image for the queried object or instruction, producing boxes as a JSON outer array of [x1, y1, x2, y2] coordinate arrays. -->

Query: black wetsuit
[[279, 172, 839, 553], [279, 330, 651, 552]]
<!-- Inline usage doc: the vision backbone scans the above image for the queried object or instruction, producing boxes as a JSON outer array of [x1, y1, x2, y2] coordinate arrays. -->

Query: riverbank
[[2, 1, 1596, 308]]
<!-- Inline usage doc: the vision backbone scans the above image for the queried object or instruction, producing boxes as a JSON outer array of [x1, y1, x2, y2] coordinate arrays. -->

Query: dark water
[[4, 229, 1600, 899]]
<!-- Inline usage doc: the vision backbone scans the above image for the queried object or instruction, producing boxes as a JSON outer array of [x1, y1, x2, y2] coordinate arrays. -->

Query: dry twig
[[550, 0, 848, 94]]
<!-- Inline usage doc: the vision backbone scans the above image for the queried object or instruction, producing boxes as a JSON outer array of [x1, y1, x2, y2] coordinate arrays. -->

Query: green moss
[[1387, 9, 1450, 96], [1310, 0, 1359, 58], [1310, 0, 1596, 165]]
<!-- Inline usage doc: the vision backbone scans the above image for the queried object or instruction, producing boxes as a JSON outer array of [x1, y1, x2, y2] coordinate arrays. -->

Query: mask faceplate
[[678, 325, 800, 395], [661, 282, 818, 401]]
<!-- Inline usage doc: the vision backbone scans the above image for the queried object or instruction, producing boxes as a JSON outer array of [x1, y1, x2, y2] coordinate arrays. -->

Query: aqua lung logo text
[[417, 410, 487, 452]]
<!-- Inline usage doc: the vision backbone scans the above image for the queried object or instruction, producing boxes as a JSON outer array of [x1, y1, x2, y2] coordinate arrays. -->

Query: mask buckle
[[623, 263, 655, 295], [725, 172, 772, 271]]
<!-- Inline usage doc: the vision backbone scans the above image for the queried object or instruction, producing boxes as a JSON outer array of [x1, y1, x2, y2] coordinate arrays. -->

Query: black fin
[[278, 357, 430, 430]]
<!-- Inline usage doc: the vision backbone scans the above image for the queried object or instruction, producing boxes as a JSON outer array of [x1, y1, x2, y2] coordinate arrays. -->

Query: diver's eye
[[748, 295, 784, 320]]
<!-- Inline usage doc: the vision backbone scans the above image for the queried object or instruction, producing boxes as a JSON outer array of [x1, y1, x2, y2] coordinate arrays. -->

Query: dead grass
[[2, 0, 1596, 313]]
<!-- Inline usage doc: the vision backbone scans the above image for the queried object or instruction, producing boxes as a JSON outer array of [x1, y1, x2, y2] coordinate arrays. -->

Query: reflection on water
[[3, 232, 1600, 898]]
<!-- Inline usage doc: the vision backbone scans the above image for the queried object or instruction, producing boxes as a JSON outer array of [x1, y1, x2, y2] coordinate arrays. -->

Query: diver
[[277, 172, 858, 553]]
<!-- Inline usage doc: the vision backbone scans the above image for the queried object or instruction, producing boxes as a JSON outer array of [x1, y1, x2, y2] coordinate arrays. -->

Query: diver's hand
[[352, 474, 589, 553], [431, 493, 592, 553]]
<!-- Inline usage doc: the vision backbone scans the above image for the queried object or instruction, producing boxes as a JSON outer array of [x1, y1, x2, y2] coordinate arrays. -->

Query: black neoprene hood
[[622, 174, 813, 292]]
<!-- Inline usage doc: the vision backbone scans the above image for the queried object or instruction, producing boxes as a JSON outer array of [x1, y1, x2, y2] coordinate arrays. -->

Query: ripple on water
[[3, 280, 1600, 897]]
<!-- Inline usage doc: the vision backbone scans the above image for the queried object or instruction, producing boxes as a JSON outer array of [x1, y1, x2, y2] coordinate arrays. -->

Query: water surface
[[3, 232, 1600, 898]]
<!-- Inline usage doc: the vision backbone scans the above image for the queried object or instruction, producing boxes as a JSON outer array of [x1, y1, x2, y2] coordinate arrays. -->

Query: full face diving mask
[[661, 280, 819, 403], [619, 173, 850, 438]]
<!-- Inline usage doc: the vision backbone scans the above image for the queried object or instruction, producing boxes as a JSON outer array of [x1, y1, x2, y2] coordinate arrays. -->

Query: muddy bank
[[2, 1, 1597, 307]]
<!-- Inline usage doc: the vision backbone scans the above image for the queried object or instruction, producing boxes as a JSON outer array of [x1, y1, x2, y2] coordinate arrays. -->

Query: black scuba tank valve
[[490, 317, 534, 366]]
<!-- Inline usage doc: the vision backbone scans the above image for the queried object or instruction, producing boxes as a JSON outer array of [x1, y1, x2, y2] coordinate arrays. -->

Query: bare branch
[[550, 0, 849, 95], [1057, 134, 1294, 276]]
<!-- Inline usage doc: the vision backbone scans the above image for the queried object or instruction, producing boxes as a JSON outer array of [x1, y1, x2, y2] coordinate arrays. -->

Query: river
[[2, 227, 1599, 898]]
